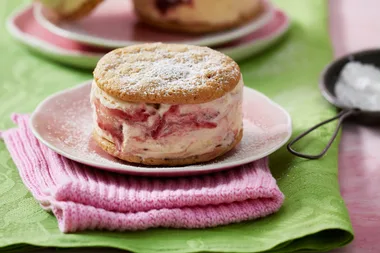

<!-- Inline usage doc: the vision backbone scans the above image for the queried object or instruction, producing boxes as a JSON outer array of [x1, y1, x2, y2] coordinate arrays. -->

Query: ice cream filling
[[90, 78, 243, 159]]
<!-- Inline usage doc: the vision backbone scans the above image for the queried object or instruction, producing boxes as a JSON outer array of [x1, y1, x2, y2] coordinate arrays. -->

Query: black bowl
[[319, 48, 380, 125]]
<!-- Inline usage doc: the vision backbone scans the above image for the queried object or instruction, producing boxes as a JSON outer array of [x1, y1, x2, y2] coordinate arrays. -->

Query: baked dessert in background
[[91, 43, 244, 166], [133, 0, 264, 34], [37, 0, 103, 20]]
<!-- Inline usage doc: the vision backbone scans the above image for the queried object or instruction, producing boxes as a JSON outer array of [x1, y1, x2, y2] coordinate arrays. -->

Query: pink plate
[[7, 4, 289, 69], [30, 81, 292, 176], [33, 0, 275, 48]]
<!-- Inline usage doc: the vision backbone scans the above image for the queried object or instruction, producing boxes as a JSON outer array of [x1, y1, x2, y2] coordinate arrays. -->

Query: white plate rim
[[219, 9, 291, 56], [32, 0, 275, 49], [30, 80, 292, 175]]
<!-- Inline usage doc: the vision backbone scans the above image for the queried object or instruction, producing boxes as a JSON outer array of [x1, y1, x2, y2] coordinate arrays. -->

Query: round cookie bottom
[[92, 129, 243, 166], [134, 2, 264, 34]]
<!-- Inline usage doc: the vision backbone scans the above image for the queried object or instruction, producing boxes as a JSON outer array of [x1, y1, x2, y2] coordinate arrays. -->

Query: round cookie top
[[93, 43, 241, 104]]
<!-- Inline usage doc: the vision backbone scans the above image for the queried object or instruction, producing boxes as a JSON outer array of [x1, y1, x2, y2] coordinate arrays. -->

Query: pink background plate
[[7, 4, 289, 69], [33, 0, 275, 49], [30, 81, 292, 177]]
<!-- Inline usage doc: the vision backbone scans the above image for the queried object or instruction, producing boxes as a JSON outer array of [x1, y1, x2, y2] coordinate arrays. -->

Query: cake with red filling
[[133, 0, 264, 33], [91, 43, 243, 166], [38, 0, 103, 20]]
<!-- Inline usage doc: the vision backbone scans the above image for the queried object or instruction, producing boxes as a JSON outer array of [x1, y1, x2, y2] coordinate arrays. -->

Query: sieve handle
[[287, 109, 359, 159]]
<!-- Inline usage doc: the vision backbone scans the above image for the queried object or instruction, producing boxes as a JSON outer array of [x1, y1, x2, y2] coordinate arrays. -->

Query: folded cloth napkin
[[0, 114, 284, 233]]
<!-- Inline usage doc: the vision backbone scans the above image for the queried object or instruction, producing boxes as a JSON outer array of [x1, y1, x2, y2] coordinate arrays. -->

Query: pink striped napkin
[[0, 114, 284, 233]]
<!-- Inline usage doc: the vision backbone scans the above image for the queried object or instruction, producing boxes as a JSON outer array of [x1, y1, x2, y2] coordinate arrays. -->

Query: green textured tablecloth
[[0, 0, 353, 252]]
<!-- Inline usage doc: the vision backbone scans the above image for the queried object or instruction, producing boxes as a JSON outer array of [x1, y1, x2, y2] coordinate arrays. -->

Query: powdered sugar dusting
[[117, 54, 221, 94]]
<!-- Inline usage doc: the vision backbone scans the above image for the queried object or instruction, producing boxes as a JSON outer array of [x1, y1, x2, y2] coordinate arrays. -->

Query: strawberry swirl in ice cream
[[91, 78, 243, 161], [91, 43, 243, 166]]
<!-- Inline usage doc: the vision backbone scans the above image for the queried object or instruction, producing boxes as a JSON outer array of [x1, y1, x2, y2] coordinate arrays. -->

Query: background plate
[[33, 0, 274, 49], [7, 5, 288, 69]]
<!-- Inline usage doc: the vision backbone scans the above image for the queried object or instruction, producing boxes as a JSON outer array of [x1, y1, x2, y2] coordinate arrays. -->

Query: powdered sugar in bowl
[[287, 48, 380, 160]]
